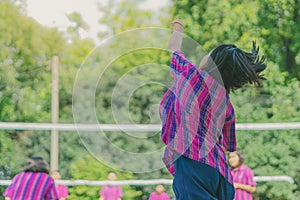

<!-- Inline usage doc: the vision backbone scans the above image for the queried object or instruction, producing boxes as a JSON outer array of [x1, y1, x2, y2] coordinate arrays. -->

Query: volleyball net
[[0, 122, 298, 186]]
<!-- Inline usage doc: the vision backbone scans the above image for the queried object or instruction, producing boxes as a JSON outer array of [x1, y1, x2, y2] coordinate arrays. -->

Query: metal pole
[[51, 56, 59, 171], [0, 176, 294, 186], [1, 122, 300, 131]]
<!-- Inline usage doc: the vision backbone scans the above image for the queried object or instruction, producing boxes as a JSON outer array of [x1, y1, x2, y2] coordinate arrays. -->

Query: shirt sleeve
[[3, 185, 12, 198], [3, 175, 16, 198], [117, 186, 123, 198], [46, 180, 59, 200], [170, 50, 196, 79], [148, 193, 154, 200], [222, 102, 236, 152], [99, 186, 106, 196], [164, 192, 170, 200], [246, 167, 257, 186], [60, 185, 69, 198]]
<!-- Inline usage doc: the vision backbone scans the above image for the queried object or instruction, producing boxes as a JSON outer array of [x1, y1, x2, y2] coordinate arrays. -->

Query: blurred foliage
[[68, 154, 142, 200], [0, 0, 299, 199], [66, 11, 90, 37], [257, 0, 300, 75], [0, 0, 94, 179], [97, 0, 153, 36], [230, 62, 300, 199]]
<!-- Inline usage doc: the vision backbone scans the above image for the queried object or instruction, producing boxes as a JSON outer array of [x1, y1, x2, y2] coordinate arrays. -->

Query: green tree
[[171, 0, 262, 49], [257, 0, 300, 76], [69, 0, 171, 174], [0, 0, 64, 176], [231, 62, 300, 199], [0, 0, 61, 123], [66, 11, 90, 37], [68, 154, 142, 200], [0, 0, 95, 179], [97, 0, 153, 37], [0, 131, 16, 198]]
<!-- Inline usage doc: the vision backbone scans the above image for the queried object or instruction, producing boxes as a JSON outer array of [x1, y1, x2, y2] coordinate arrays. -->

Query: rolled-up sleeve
[[170, 50, 195, 79], [3, 185, 12, 198], [247, 168, 257, 186], [222, 103, 236, 152], [46, 181, 59, 200], [3, 176, 15, 198]]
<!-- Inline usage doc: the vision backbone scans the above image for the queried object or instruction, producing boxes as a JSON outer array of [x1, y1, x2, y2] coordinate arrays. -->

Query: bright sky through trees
[[26, 0, 170, 40]]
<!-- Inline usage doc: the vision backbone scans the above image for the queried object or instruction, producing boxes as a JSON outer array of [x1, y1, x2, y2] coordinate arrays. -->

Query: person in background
[[51, 170, 68, 200], [229, 148, 257, 200], [3, 156, 59, 200], [99, 172, 123, 200], [149, 184, 170, 200]]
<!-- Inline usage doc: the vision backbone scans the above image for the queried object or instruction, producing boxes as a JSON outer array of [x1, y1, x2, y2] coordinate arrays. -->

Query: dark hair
[[203, 41, 266, 93], [24, 156, 49, 174], [235, 148, 245, 164]]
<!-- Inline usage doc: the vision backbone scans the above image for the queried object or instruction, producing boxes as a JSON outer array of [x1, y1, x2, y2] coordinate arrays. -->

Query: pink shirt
[[149, 192, 170, 200], [231, 164, 256, 200], [56, 184, 68, 198], [160, 50, 236, 183], [3, 172, 59, 200], [99, 185, 123, 200]]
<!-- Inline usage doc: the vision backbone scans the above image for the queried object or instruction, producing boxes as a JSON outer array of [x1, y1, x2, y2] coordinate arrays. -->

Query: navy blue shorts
[[172, 156, 235, 200]]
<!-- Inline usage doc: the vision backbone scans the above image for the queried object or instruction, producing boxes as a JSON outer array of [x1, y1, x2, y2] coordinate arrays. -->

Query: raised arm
[[168, 19, 184, 54]]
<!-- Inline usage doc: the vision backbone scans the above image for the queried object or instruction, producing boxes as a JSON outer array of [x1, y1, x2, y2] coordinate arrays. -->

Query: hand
[[171, 19, 184, 33], [233, 183, 241, 189], [168, 19, 184, 53], [233, 182, 256, 193]]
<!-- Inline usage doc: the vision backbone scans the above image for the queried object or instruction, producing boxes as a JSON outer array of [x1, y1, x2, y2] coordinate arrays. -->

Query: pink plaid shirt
[[231, 164, 256, 200], [149, 192, 170, 200], [99, 185, 123, 200], [55, 184, 68, 198], [160, 50, 236, 183]]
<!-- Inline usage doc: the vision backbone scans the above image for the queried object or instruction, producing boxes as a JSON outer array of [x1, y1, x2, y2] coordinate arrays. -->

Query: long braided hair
[[203, 41, 267, 93]]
